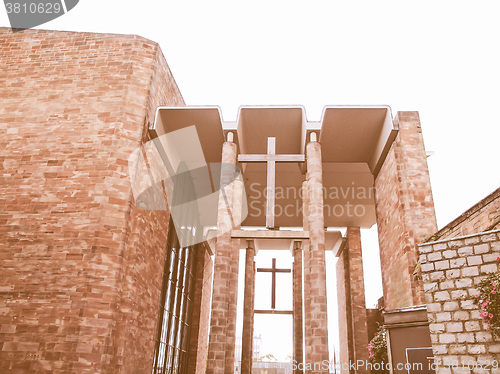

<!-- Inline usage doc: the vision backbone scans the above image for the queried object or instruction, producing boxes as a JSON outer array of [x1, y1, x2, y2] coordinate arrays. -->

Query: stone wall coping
[[418, 229, 500, 248], [383, 304, 428, 314], [383, 305, 429, 326], [0, 26, 159, 47]]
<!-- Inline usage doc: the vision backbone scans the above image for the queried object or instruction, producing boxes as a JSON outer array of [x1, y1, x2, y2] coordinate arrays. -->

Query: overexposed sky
[[2, 0, 499, 363]]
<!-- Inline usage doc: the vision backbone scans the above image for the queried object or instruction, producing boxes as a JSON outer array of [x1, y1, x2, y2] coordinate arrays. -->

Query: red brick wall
[[336, 248, 354, 374], [365, 309, 383, 345], [187, 247, 214, 374], [0, 28, 184, 373], [336, 228, 370, 374], [111, 29, 183, 374], [197, 249, 214, 374], [345, 228, 370, 374], [375, 112, 438, 310], [428, 188, 500, 242]]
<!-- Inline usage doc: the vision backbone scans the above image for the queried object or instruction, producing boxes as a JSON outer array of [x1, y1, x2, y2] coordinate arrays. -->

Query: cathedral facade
[[1, 28, 498, 374]]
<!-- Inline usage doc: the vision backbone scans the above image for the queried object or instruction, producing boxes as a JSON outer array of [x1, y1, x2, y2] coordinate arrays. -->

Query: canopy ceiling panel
[[152, 105, 397, 228], [153, 107, 225, 164], [236, 106, 307, 155], [319, 106, 397, 175]]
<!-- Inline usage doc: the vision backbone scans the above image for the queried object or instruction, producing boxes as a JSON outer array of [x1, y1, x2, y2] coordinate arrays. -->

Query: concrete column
[[207, 135, 237, 374], [293, 241, 304, 374], [305, 133, 329, 373], [302, 181, 313, 367], [241, 240, 255, 374]]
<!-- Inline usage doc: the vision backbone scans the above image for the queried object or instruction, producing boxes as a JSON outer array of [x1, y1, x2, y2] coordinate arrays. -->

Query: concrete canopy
[[152, 105, 397, 228]]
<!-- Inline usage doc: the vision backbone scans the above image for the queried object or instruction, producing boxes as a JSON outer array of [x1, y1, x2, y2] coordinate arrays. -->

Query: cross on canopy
[[238, 137, 305, 228], [256, 258, 291, 310]]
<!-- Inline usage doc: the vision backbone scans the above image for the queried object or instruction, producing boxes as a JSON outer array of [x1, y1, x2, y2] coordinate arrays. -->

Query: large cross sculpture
[[256, 258, 291, 310], [238, 137, 305, 228]]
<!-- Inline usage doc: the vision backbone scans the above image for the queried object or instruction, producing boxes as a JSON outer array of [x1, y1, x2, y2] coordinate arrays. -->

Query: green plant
[[368, 324, 388, 363], [473, 262, 500, 337]]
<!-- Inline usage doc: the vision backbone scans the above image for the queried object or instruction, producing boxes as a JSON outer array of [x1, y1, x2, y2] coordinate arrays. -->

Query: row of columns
[[207, 132, 330, 374]]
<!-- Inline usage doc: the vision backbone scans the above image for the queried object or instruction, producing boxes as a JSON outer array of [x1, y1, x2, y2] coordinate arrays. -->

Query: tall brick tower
[[0, 28, 213, 373], [335, 111, 439, 374], [375, 111, 438, 309]]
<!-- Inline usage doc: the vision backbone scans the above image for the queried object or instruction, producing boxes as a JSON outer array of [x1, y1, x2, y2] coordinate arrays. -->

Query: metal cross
[[238, 137, 304, 228]]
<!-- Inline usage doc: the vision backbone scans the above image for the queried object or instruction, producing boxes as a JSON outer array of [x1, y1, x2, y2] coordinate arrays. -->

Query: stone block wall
[[0, 28, 185, 373], [375, 111, 438, 310], [419, 230, 500, 374]]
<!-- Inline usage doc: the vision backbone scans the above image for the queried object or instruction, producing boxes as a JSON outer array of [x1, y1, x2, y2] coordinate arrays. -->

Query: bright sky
[[2, 0, 499, 364]]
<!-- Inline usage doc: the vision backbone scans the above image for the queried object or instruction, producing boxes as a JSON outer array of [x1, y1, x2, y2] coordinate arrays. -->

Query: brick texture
[[187, 248, 214, 374], [429, 188, 500, 242], [336, 245, 354, 374], [375, 111, 438, 310], [206, 140, 238, 374], [0, 28, 185, 373], [302, 181, 313, 365], [293, 244, 304, 373], [365, 309, 383, 343], [226, 178, 244, 374], [336, 228, 370, 374], [305, 140, 330, 372], [241, 244, 255, 374], [419, 230, 500, 373]]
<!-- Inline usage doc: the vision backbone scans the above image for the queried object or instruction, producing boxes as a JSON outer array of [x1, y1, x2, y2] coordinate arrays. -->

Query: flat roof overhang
[[152, 105, 397, 228]]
